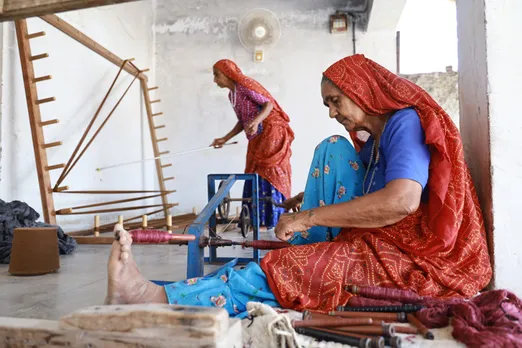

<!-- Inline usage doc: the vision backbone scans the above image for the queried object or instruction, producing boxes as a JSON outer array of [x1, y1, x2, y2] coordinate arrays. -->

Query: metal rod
[[96, 142, 238, 172]]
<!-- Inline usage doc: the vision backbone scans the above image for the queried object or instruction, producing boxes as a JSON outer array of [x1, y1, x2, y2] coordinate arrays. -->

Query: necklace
[[362, 118, 389, 195]]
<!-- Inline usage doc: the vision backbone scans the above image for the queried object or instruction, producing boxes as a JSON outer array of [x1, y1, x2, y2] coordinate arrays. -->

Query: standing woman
[[211, 59, 294, 230]]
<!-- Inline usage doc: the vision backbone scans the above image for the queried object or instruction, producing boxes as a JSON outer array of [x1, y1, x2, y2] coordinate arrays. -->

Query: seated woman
[[104, 55, 492, 318]]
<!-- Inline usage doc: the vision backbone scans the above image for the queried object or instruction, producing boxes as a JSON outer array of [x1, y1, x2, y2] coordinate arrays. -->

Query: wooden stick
[[56, 203, 178, 215], [94, 215, 100, 237], [292, 317, 372, 329], [155, 125, 166, 129], [56, 208, 73, 214], [45, 163, 65, 171], [142, 215, 148, 229], [27, 31, 46, 39], [118, 215, 124, 225], [141, 68, 150, 73], [159, 151, 169, 155], [42, 141, 62, 149], [40, 15, 146, 80], [167, 215, 172, 234], [40, 119, 59, 126], [33, 75, 52, 83], [51, 186, 69, 193], [36, 97, 55, 104], [58, 190, 175, 194], [150, 99, 161, 103], [407, 314, 434, 340], [161, 164, 172, 168], [63, 191, 175, 211], [164, 177, 174, 181], [148, 86, 159, 91], [29, 53, 48, 61], [157, 138, 167, 142], [127, 58, 135, 62], [152, 112, 163, 117]]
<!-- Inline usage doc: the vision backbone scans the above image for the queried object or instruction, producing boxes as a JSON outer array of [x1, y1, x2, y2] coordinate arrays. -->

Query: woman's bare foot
[[104, 224, 168, 305]]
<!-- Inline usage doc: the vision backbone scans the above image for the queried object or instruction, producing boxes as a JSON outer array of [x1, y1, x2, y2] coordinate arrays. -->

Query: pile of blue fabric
[[0, 199, 76, 264]]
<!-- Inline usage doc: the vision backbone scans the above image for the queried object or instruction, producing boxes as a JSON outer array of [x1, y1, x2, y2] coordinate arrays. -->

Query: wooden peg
[[159, 151, 169, 155], [45, 163, 65, 171], [142, 215, 148, 229], [40, 119, 59, 126], [152, 112, 163, 117], [29, 53, 49, 61], [236, 206, 240, 216], [56, 208, 73, 215], [94, 215, 100, 237], [36, 97, 56, 104], [193, 207, 197, 215], [154, 125, 166, 130], [27, 31, 46, 39], [118, 215, 124, 229], [157, 138, 168, 142], [34, 75, 52, 83], [126, 58, 135, 62], [150, 99, 161, 104], [148, 86, 159, 91], [42, 141, 62, 149], [167, 215, 172, 234], [141, 68, 150, 73], [51, 186, 69, 193], [161, 163, 172, 168], [164, 177, 174, 181]]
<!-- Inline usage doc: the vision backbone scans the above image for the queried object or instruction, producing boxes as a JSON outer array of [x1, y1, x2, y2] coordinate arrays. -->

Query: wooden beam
[[0, 0, 140, 22], [39, 14, 146, 81], [15, 19, 56, 224]]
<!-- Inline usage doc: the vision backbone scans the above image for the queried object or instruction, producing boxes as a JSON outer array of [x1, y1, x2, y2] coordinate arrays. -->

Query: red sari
[[213, 60, 294, 199], [260, 55, 492, 312]]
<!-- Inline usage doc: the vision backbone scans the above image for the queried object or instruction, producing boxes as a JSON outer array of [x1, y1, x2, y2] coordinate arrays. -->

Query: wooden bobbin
[[167, 215, 172, 234], [142, 215, 148, 229], [94, 215, 100, 237]]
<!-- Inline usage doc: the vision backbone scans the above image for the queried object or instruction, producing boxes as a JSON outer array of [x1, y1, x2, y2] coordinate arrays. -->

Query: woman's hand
[[245, 120, 260, 137], [279, 193, 304, 212], [210, 137, 227, 148], [275, 210, 314, 242]]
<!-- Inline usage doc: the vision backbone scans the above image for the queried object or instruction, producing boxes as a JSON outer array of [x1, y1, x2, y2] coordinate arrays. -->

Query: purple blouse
[[228, 84, 270, 140]]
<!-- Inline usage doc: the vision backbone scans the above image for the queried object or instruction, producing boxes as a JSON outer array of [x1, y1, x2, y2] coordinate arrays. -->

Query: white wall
[[154, 0, 406, 214], [0, 2, 157, 231]]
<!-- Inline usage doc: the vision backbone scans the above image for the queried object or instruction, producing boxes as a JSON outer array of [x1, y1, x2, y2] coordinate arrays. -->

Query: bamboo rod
[[148, 86, 159, 91], [94, 215, 100, 237], [45, 163, 65, 171], [29, 53, 48, 61], [42, 141, 62, 148], [27, 31, 46, 39], [33, 75, 52, 83], [56, 203, 178, 215], [157, 137, 167, 142], [62, 191, 175, 211], [40, 119, 59, 126], [152, 112, 163, 117], [36, 97, 55, 104], [161, 164, 172, 168], [150, 99, 160, 103], [154, 125, 165, 130], [164, 177, 174, 181], [58, 190, 175, 194]]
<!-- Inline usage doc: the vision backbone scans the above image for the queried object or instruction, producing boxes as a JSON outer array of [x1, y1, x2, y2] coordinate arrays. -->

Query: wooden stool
[[8, 227, 60, 276]]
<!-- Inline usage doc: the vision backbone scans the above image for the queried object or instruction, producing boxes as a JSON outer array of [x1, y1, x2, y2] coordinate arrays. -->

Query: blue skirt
[[241, 177, 285, 229]]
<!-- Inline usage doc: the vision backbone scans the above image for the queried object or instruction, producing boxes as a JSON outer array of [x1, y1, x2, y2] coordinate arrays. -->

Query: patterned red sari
[[213, 60, 294, 199], [260, 55, 492, 312]]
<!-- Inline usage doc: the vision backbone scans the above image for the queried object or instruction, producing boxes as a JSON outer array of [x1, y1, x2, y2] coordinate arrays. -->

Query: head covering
[[323, 54, 487, 257]]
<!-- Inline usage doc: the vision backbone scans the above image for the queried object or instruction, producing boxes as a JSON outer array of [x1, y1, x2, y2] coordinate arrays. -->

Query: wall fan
[[238, 8, 281, 62]]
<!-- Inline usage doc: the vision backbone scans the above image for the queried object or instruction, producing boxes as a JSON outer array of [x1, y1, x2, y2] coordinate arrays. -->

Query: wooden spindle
[[94, 215, 100, 237], [167, 214, 172, 234], [164, 177, 174, 181], [40, 119, 59, 126], [34, 75, 52, 83], [29, 53, 49, 61], [150, 99, 161, 104], [27, 31, 46, 39], [45, 163, 65, 171], [154, 125, 166, 130], [142, 215, 148, 229], [161, 164, 172, 168], [152, 112, 163, 117], [159, 151, 169, 155], [42, 141, 62, 149], [148, 86, 159, 91], [157, 138, 167, 142], [36, 97, 55, 104]]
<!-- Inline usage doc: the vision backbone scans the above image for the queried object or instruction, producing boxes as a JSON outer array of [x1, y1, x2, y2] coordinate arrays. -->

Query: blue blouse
[[359, 108, 431, 195]]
